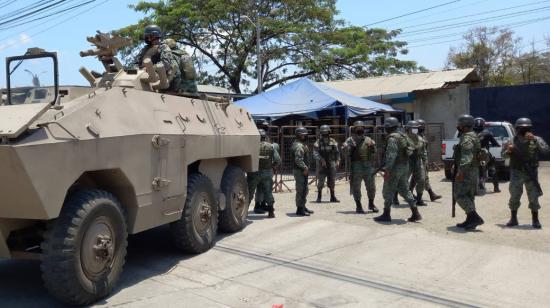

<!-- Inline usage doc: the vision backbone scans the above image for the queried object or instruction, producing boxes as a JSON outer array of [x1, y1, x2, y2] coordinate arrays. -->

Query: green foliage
[[118, 0, 419, 93]]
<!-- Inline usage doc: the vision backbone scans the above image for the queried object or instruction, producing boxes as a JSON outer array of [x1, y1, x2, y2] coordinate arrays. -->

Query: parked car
[[442, 121, 515, 180]]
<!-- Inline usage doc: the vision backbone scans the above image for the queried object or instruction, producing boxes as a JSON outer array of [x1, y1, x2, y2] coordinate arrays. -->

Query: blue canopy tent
[[235, 77, 396, 123]]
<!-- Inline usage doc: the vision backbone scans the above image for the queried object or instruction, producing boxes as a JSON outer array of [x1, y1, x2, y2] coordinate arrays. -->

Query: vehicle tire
[[170, 173, 218, 253], [218, 166, 249, 233], [41, 189, 128, 306]]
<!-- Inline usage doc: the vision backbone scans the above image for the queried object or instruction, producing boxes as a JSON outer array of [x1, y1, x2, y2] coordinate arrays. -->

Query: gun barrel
[[79, 67, 96, 87], [143, 58, 159, 84], [155, 63, 170, 90]]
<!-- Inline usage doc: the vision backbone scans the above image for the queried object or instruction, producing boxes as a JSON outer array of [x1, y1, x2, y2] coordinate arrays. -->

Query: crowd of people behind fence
[[247, 115, 549, 231]]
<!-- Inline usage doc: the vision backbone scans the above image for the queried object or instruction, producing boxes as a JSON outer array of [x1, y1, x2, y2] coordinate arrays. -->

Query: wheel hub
[[81, 218, 116, 278], [199, 201, 212, 223]]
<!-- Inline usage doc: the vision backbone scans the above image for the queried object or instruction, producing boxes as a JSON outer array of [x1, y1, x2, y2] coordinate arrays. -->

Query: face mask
[[517, 128, 530, 136], [355, 129, 364, 135], [418, 128, 425, 134], [412, 128, 419, 134]]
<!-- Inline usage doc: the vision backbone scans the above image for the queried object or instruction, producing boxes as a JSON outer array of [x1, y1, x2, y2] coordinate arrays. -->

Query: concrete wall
[[414, 84, 470, 139]]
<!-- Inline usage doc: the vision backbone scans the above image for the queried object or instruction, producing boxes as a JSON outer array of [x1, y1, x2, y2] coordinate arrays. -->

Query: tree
[[118, 0, 420, 94], [446, 27, 519, 86]]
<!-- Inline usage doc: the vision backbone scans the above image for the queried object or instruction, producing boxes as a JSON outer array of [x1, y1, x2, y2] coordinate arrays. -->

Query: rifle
[[508, 139, 543, 196], [451, 144, 461, 218]]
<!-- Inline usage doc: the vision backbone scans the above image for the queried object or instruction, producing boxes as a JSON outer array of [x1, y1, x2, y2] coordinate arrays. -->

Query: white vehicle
[[441, 121, 515, 180]]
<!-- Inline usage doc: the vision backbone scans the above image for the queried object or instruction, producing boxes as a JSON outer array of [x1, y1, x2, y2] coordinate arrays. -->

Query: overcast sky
[[0, 0, 548, 89]]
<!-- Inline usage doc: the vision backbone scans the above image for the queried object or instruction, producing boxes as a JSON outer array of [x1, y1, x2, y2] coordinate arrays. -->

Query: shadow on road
[[446, 226, 483, 233], [495, 223, 541, 230], [371, 219, 407, 225]]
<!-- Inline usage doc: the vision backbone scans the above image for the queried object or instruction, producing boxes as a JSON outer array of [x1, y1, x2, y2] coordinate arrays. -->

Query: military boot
[[254, 201, 266, 214], [506, 210, 518, 227], [493, 181, 501, 193], [355, 200, 366, 214], [456, 212, 471, 228], [428, 189, 442, 201], [316, 190, 322, 203], [296, 207, 310, 216], [464, 211, 484, 230], [305, 207, 314, 214], [329, 189, 340, 203], [407, 207, 422, 222], [416, 193, 427, 206], [368, 199, 379, 213], [374, 208, 391, 222], [532, 211, 542, 229], [267, 202, 275, 218]]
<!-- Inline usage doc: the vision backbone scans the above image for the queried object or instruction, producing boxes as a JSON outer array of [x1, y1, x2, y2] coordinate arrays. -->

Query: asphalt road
[[2, 164, 550, 307]]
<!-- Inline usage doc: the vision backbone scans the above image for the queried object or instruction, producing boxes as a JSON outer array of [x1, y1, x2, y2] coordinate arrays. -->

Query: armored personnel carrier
[[0, 33, 258, 305]]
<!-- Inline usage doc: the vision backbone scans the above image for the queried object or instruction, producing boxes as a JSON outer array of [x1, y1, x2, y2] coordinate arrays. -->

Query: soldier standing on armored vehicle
[[473, 117, 501, 193], [405, 120, 427, 206], [247, 129, 281, 218], [374, 117, 421, 223], [164, 38, 198, 94], [291, 127, 314, 216], [453, 115, 485, 230], [502, 118, 549, 229], [134, 25, 181, 93], [342, 121, 378, 213], [313, 125, 341, 203]]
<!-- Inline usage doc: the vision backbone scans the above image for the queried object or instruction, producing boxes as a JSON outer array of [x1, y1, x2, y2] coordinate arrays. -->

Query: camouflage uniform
[[454, 131, 481, 214], [343, 135, 377, 205], [407, 132, 426, 202], [503, 135, 549, 212], [165, 38, 198, 94], [135, 43, 181, 93], [247, 140, 281, 217], [313, 137, 340, 199], [382, 132, 417, 209], [291, 139, 310, 214]]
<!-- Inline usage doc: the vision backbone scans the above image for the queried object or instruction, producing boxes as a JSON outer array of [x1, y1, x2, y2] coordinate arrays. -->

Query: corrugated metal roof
[[322, 68, 479, 97]]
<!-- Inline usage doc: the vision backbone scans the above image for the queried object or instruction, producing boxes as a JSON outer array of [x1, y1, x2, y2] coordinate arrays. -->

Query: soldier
[[414, 119, 442, 202], [405, 120, 427, 206], [313, 125, 340, 203], [453, 114, 485, 230], [135, 25, 180, 93], [164, 38, 198, 93], [374, 117, 421, 223], [342, 121, 379, 213], [253, 119, 271, 213], [291, 127, 314, 216], [247, 129, 281, 218], [473, 117, 501, 193], [502, 118, 549, 229]]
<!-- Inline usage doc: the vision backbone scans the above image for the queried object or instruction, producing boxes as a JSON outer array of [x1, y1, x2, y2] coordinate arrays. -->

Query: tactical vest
[[510, 136, 540, 170], [456, 132, 481, 168], [388, 132, 412, 163], [318, 138, 338, 162], [291, 141, 309, 169], [258, 141, 274, 170], [172, 49, 197, 81], [351, 136, 373, 162]]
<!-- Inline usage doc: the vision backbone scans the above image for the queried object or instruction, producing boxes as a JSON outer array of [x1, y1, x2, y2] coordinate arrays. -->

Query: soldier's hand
[[303, 169, 309, 176], [367, 139, 374, 146], [506, 144, 515, 153], [526, 132, 535, 140], [321, 159, 327, 168]]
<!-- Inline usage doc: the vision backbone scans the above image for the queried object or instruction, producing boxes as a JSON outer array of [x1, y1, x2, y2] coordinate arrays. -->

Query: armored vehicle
[[0, 33, 258, 305]]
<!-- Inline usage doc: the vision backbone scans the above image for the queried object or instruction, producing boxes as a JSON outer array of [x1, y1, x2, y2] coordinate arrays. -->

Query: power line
[[366, 0, 461, 26], [0, 0, 68, 28], [400, 5, 550, 37]]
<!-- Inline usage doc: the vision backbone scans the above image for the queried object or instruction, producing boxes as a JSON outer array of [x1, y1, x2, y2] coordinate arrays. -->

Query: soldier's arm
[[335, 140, 341, 162], [536, 136, 550, 155], [383, 137, 398, 171], [458, 138, 474, 169], [159, 44, 176, 74], [312, 141, 322, 161], [489, 134, 500, 147], [272, 147, 281, 167], [421, 138, 429, 164], [294, 147, 308, 171]]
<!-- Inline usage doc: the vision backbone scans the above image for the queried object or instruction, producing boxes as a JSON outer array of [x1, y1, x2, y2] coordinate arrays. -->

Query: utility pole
[[243, 15, 262, 93]]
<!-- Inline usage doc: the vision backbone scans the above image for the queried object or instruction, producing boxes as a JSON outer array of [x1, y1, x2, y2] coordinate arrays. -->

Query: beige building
[[323, 68, 480, 139]]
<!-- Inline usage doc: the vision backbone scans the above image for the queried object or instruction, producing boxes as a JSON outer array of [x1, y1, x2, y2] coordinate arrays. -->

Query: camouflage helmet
[[295, 126, 308, 136], [417, 119, 426, 128], [256, 119, 269, 129], [144, 25, 162, 39], [353, 120, 365, 128], [515, 117, 533, 128], [456, 114, 474, 127], [473, 117, 485, 131], [384, 117, 400, 129], [405, 120, 419, 129], [319, 125, 331, 135]]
